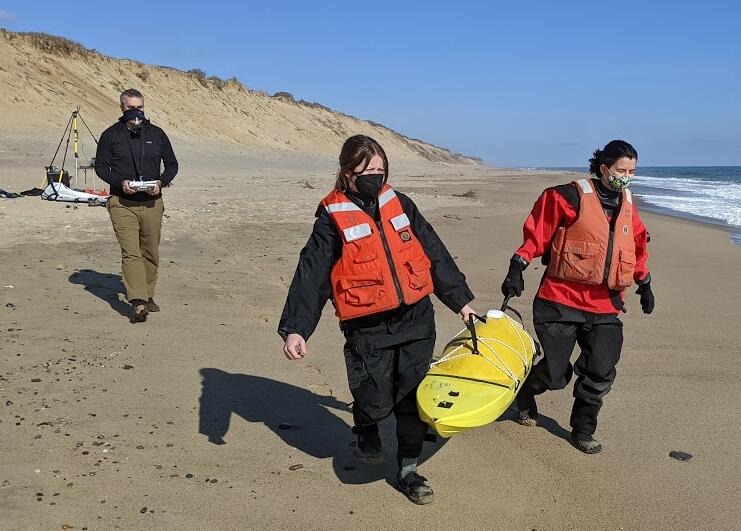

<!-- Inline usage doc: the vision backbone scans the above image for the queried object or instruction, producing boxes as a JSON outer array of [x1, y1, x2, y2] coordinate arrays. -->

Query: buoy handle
[[500, 296, 524, 323], [466, 314, 479, 355]]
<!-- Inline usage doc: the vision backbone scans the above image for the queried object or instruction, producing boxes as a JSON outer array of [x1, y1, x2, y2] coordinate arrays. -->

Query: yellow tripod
[[43, 108, 99, 189]]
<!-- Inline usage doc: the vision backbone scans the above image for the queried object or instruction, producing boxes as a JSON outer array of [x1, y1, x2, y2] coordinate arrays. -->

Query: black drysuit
[[278, 190, 474, 458]]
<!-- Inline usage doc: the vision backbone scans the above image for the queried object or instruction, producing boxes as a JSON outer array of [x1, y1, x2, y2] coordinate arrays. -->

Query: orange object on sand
[[84, 188, 109, 196]]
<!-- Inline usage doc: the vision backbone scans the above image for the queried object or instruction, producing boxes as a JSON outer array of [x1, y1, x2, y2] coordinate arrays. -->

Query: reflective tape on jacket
[[378, 188, 396, 208], [390, 213, 410, 231], [343, 223, 372, 242], [325, 202, 361, 213]]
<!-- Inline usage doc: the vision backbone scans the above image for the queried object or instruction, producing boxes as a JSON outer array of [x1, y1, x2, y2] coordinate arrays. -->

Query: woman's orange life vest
[[546, 179, 636, 291], [321, 185, 434, 321]]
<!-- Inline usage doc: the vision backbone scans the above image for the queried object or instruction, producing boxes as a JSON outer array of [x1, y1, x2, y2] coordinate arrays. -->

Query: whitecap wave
[[633, 174, 741, 228]]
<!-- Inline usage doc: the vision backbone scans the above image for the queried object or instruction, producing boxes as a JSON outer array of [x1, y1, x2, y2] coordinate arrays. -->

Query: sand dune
[[0, 29, 478, 164]]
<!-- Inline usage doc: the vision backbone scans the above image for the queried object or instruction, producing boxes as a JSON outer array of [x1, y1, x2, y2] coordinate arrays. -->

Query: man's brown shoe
[[130, 303, 148, 324], [146, 299, 160, 313]]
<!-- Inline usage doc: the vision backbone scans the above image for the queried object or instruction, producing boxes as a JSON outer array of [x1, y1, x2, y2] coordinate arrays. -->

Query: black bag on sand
[[45, 166, 70, 187]]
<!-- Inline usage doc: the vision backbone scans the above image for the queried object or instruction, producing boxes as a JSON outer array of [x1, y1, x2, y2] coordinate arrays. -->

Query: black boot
[[515, 391, 538, 427], [571, 431, 602, 454], [352, 425, 383, 465], [397, 470, 434, 505]]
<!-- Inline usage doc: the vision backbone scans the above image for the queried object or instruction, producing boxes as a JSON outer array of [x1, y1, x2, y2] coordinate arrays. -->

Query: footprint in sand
[[303, 364, 322, 377], [303, 365, 333, 396], [308, 383, 333, 396]]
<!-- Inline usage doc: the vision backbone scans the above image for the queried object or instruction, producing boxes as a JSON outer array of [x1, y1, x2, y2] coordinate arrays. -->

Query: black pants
[[343, 336, 435, 459], [517, 298, 624, 435]]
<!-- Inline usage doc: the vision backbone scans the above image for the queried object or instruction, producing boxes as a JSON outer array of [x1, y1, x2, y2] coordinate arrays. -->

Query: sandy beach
[[1, 145, 740, 530]]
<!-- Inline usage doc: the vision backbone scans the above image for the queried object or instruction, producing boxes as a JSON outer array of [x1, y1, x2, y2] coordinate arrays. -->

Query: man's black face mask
[[122, 108, 145, 130]]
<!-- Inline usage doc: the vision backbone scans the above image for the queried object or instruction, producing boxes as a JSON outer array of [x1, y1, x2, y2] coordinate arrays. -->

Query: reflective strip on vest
[[625, 189, 633, 203], [326, 202, 362, 213], [342, 223, 372, 242], [378, 188, 396, 208], [390, 213, 410, 231], [577, 179, 592, 194]]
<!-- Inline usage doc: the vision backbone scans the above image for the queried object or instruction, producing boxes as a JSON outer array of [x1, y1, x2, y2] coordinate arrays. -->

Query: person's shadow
[[68, 269, 130, 317], [198, 368, 448, 485], [498, 404, 571, 442]]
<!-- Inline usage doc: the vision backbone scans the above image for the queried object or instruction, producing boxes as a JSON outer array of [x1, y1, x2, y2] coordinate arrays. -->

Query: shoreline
[[633, 198, 741, 245], [515, 167, 741, 245]]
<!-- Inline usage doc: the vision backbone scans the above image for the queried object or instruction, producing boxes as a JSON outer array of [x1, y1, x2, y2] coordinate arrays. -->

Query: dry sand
[[1, 145, 740, 530], [1, 26, 740, 531]]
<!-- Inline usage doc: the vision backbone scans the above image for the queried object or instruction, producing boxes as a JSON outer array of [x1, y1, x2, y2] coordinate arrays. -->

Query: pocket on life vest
[[351, 247, 377, 264], [614, 249, 636, 289], [340, 274, 385, 306], [560, 240, 602, 283], [404, 257, 432, 290]]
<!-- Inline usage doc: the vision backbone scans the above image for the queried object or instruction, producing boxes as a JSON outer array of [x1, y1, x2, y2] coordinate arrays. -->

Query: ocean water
[[539, 166, 741, 245]]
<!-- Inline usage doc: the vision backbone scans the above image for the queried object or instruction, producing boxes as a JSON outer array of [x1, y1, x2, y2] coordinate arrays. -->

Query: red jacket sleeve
[[632, 208, 650, 283], [515, 188, 577, 263]]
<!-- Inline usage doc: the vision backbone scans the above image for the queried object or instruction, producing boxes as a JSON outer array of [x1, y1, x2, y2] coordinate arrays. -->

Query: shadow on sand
[[69, 269, 129, 317], [197, 368, 448, 485], [498, 404, 572, 442]]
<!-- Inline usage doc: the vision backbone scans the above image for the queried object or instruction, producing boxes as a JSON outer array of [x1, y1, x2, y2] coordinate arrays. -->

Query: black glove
[[635, 282, 655, 314], [501, 256, 527, 298]]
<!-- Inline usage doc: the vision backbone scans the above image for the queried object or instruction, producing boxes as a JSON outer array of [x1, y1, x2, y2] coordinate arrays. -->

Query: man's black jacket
[[278, 191, 474, 342], [95, 119, 178, 201]]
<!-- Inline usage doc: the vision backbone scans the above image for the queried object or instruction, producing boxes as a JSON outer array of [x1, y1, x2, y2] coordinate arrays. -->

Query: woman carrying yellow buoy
[[278, 135, 475, 504], [501, 140, 654, 454]]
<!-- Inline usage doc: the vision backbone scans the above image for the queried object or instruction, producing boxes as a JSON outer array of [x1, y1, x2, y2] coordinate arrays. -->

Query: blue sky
[[1, 1, 739, 166]]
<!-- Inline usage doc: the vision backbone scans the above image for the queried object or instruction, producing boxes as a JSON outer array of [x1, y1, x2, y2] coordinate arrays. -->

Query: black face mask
[[354, 173, 384, 199], [122, 108, 145, 130]]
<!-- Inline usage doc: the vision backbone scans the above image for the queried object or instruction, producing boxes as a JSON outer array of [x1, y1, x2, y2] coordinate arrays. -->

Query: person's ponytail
[[588, 148, 604, 176]]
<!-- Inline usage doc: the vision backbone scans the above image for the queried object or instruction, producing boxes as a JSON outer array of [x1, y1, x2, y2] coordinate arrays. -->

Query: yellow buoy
[[417, 308, 536, 437]]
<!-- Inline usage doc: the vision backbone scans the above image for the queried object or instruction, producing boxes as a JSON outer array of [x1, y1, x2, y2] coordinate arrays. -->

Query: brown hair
[[334, 135, 389, 192]]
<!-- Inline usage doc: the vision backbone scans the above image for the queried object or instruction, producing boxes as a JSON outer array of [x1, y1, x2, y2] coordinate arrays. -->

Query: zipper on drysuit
[[376, 219, 405, 305]]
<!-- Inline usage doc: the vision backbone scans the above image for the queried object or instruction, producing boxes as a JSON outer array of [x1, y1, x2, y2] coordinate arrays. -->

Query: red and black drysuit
[[278, 190, 473, 459], [511, 178, 651, 436]]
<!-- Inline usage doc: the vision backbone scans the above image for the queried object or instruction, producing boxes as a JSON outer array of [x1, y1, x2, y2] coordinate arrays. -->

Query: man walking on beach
[[501, 140, 654, 454], [95, 88, 178, 323]]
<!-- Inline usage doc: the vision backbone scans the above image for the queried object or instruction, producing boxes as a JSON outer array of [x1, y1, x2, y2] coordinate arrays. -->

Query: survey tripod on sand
[[42, 108, 109, 203]]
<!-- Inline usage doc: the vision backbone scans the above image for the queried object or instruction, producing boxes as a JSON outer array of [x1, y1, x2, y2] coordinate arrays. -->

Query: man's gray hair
[[120, 88, 144, 105]]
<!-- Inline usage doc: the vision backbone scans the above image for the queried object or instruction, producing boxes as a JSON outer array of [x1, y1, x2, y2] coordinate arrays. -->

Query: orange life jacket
[[547, 179, 636, 291], [321, 185, 434, 321]]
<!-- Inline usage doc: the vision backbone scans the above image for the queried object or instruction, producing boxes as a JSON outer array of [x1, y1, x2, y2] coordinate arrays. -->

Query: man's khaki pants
[[107, 195, 164, 303]]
